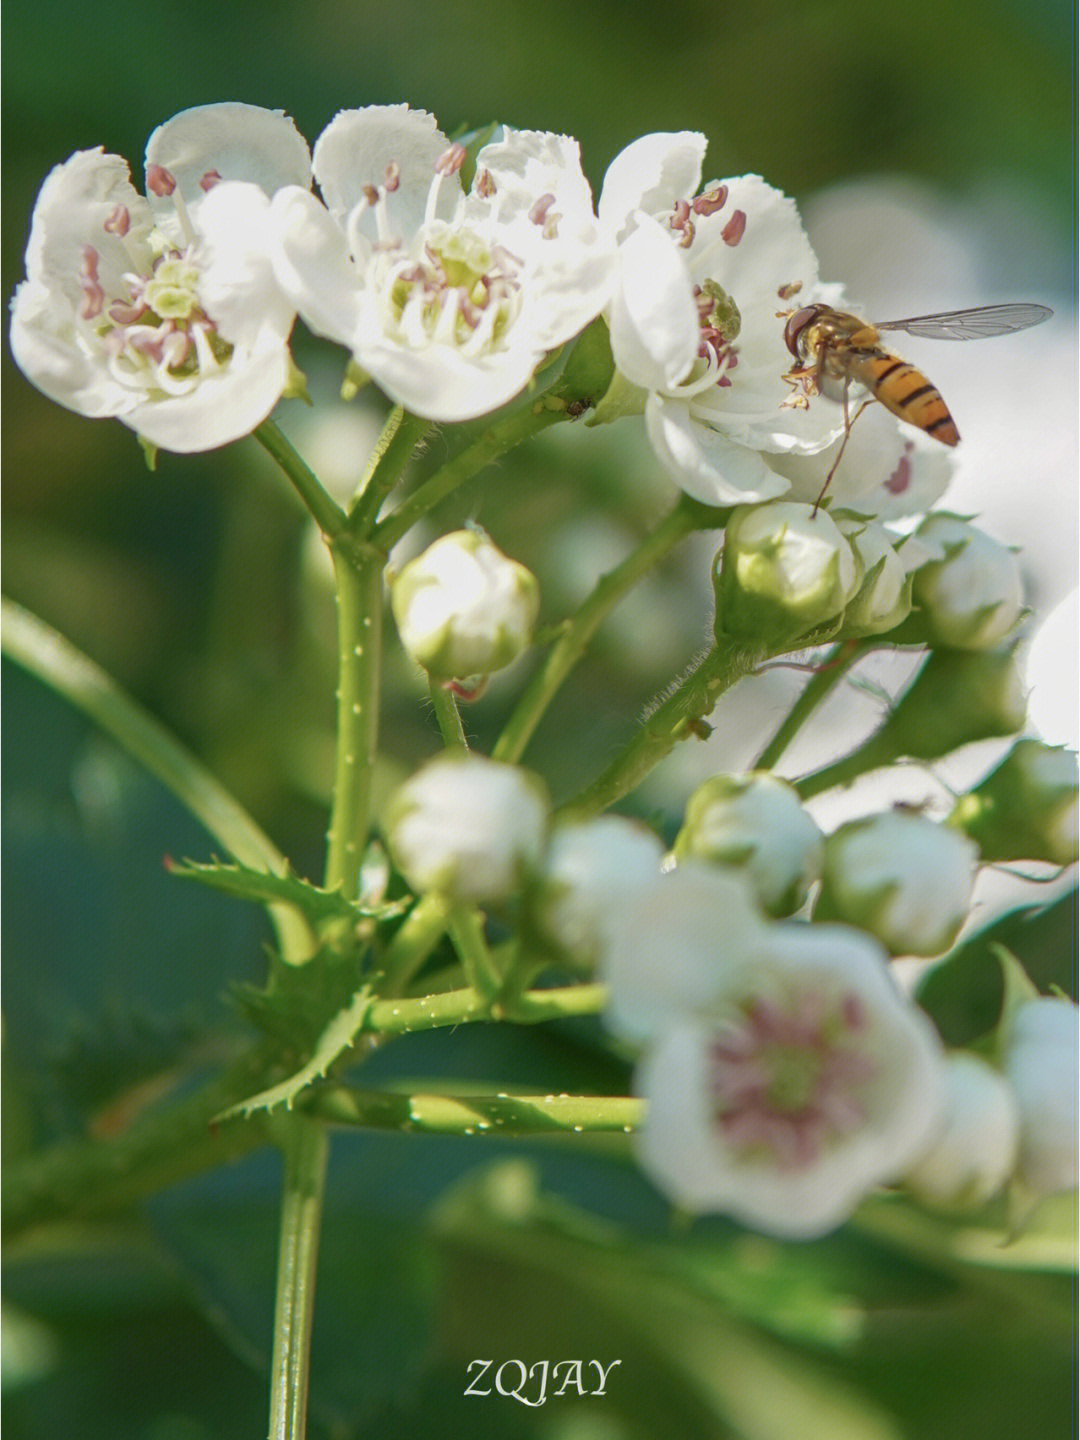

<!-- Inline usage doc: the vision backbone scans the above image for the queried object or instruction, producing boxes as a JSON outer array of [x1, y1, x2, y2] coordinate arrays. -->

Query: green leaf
[[166, 856, 410, 930], [219, 985, 375, 1119]]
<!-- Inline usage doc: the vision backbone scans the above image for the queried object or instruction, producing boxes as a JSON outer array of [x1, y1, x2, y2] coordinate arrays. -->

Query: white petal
[[476, 128, 598, 229], [645, 394, 791, 505], [145, 103, 312, 224], [9, 278, 134, 419], [599, 132, 707, 237], [21, 149, 152, 305], [313, 105, 449, 232], [609, 214, 698, 390], [519, 236, 616, 351], [196, 182, 294, 344], [124, 330, 289, 452], [267, 187, 362, 347], [360, 333, 543, 422]]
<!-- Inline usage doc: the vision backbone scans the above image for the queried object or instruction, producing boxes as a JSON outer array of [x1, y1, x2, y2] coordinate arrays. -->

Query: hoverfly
[[780, 301, 1052, 506]]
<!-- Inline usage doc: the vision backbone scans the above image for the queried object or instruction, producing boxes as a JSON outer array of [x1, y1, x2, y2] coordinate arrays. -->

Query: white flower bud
[[905, 1053, 1019, 1208], [675, 772, 823, 916], [715, 501, 859, 647], [835, 516, 912, 636], [390, 530, 539, 679], [950, 738, 1078, 865], [816, 810, 978, 957], [1003, 997, 1078, 1198], [912, 515, 1024, 651], [386, 753, 549, 905], [534, 816, 666, 964]]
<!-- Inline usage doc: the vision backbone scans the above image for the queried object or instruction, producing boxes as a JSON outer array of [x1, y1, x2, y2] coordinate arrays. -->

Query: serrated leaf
[[218, 985, 375, 1119], [166, 856, 410, 929]]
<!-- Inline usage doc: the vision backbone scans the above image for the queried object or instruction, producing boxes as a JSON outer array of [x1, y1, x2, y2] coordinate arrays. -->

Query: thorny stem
[[493, 495, 711, 765], [304, 1086, 642, 1137], [562, 637, 762, 819], [268, 1120, 331, 1440]]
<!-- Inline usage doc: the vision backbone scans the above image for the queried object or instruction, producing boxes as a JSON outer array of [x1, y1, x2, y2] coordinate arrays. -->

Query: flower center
[[76, 173, 232, 401], [709, 991, 878, 1169], [383, 223, 523, 353]]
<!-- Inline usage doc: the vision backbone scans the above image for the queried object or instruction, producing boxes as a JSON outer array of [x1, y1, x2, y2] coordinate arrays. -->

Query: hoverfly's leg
[[812, 391, 873, 516]]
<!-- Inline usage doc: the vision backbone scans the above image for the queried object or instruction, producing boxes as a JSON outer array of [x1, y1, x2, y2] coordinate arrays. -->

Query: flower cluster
[[12, 101, 951, 513]]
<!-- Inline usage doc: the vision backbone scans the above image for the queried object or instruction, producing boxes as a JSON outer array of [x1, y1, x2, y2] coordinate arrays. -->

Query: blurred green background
[[3, 2, 1076, 1438]]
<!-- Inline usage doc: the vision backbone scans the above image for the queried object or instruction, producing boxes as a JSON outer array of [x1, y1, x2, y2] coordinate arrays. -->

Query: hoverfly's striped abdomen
[[856, 353, 960, 446]]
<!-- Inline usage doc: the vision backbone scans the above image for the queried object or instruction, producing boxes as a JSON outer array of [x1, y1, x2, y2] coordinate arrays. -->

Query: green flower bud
[[905, 1053, 1019, 1209], [949, 738, 1078, 865], [816, 809, 978, 956], [911, 515, 1024, 650], [390, 529, 539, 680], [835, 515, 914, 637], [715, 501, 858, 649], [873, 646, 1028, 762], [674, 772, 823, 916]]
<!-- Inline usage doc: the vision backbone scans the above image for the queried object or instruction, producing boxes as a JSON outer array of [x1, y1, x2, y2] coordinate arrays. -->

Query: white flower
[[596, 135, 844, 506], [534, 815, 666, 965], [10, 104, 310, 452], [764, 403, 954, 520], [675, 772, 824, 916], [386, 752, 549, 905], [1003, 997, 1079, 1198], [715, 500, 859, 644], [912, 514, 1025, 651], [267, 105, 614, 422], [816, 810, 978, 957], [601, 863, 766, 1042], [835, 515, 912, 635], [626, 919, 946, 1237], [390, 529, 539, 679], [905, 1053, 1019, 1208]]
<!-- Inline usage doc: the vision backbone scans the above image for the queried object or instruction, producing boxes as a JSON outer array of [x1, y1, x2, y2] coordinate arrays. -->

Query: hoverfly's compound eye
[[783, 306, 820, 358]]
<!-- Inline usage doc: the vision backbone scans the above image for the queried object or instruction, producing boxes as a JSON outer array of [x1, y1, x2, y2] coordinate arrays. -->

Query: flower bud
[[905, 1053, 1019, 1209], [674, 772, 823, 916], [872, 646, 1028, 762], [1002, 996, 1079, 1198], [386, 753, 549, 905], [949, 738, 1078, 865], [911, 515, 1024, 651], [835, 516, 913, 636], [714, 501, 858, 649], [390, 529, 539, 679], [816, 809, 978, 956], [533, 815, 665, 964]]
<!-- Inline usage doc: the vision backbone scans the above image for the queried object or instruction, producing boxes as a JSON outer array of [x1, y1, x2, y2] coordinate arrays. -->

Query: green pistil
[[765, 1047, 822, 1112], [701, 279, 741, 340]]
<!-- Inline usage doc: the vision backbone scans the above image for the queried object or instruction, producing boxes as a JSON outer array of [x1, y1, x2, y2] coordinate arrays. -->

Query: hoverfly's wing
[[876, 303, 1053, 341]]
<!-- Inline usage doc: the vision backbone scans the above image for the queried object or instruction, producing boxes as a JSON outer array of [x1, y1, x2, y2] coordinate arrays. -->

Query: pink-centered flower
[[602, 869, 945, 1237], [595, 134, 845, 506], [10, 104, 311, 452], [267, 105, 614, 422]]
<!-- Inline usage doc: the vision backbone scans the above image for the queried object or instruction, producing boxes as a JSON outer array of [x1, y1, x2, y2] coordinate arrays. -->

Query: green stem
[[753, 639, 868, 770], [493, 495, 707, 765], [363, 982, 608, 1036], [267, 1119, 330, 1440], [1, 597, 315, 962], [428, 677, 469, 751], [303, 1086, 642, 1137], [346, 407, 432, 535], [563, 638, 761, 819], [255, 420, 347, 538], [324, 541, 385, 900], [379, 892, 455, 996], [372, 403, 568, 552], [449, 908, 502, 1001], [794, 728, 899, 800]]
